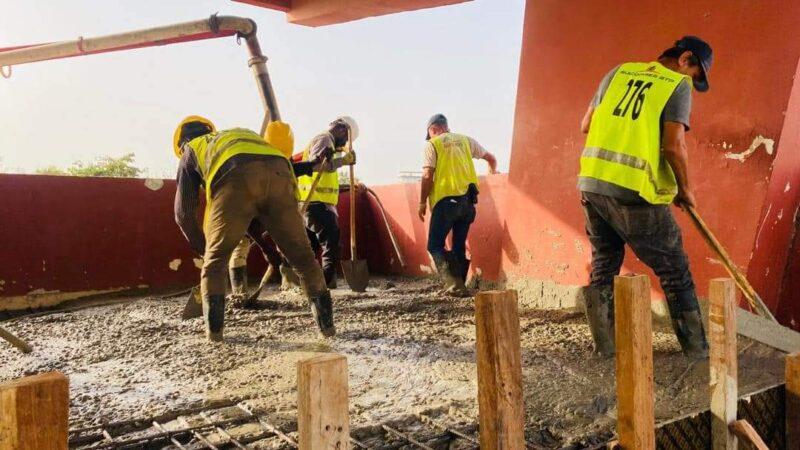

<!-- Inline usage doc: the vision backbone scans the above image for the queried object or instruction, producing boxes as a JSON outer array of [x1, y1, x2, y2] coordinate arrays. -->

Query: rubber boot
[[309, 290, 336, 337], [323, 265, 337, 290], [666, 290, 709, 360], [443, 253, 469, 297], [229, 266, 249, 308], [229, 266, 248, 295], [583, 285, 615, 356], [459, 257, 471, 283], [432, 253, 458, 290], [203, 294, 225, 342], [279, 263, 301, 290]]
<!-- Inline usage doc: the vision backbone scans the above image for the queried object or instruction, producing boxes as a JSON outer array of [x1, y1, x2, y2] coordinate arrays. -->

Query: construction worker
[[295, 117, 358, 289], [172, 116, 335, 341], [578, 36, 713, 359], [418, 114, 498, 296]]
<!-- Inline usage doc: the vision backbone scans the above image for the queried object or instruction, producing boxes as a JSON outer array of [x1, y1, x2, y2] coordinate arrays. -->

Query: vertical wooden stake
[[709, 278, 737, 450], [297, 354, 350, 450], [614, 275, 654, 450], [475, 290, 525, 449], [787, 351, 800, 450], [0, 371, 69, 450]]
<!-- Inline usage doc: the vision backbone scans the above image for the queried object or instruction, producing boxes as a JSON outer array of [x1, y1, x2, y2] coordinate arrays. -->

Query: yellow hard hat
[[264, 121, 295, 158], [173, 115, 215, 158]]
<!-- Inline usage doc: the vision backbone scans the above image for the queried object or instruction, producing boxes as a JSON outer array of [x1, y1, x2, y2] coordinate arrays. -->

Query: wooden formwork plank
[[0, 371, 68, 449], [297, 353, 350, 450], [736, 307, 800, 353], [614, 275, 654, 450], [475, 290, 525, 449], [709, 278, 737, 450]]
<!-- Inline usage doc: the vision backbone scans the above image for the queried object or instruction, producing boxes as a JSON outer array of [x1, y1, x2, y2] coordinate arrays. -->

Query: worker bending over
[[295, 117, 358, 289], [418, 114, 497, 296], [173, 116, 335, 341], [578, 36, 713, 359]]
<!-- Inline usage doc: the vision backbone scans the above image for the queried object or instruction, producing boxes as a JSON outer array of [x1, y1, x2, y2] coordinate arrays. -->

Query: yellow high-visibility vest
[[297, 133, 340, 206], [429, 133, 479, 209], [580, 62, 691, 204], [188, 128, 291, 224]]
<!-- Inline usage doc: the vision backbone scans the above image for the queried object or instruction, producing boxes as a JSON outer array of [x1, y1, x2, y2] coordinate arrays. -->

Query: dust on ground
[[0, 277, 785, 448]]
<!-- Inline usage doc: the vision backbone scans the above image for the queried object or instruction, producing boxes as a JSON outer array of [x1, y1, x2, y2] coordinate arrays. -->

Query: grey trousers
[[581, 191, 695, 296]]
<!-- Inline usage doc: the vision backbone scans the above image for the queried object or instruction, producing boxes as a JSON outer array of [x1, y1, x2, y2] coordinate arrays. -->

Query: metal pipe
[[242, 28, 282, 123], [0, 15, 252, 67], [0, 14, 281, 125]]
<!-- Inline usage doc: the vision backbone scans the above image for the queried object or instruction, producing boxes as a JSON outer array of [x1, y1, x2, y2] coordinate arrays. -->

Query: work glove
[[339, 150, 356, 166]]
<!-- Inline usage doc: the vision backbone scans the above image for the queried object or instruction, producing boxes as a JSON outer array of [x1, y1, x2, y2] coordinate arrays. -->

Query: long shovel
[[341, 132, 369, 292], [685, 205, 777, 322]]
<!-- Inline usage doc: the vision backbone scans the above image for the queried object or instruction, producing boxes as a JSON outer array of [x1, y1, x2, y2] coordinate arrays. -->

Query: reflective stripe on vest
[[429, 133, 479, 209], [296, 132, 340, 205], [579, 61, 690, 204]]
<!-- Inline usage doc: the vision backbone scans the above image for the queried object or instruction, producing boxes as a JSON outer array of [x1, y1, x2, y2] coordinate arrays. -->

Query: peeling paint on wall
[[168, 259, 182, 271], [144, 178, 165, 191], [724, 135, 775, 162], [193, 258, 203, 269]]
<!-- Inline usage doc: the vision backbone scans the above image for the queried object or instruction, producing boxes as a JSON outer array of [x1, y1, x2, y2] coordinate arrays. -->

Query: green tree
[[36, 153, 142, 178]]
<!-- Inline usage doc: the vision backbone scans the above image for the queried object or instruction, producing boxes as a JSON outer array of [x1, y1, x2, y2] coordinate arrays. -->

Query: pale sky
[[0, 0, 524, 184]]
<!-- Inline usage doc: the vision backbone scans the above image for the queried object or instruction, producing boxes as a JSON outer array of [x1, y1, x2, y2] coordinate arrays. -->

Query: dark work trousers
[[427, 195, 476, 265], [304, 202, 341, 285], [581, 191, 695, 296], [247, 219, 283, 269]]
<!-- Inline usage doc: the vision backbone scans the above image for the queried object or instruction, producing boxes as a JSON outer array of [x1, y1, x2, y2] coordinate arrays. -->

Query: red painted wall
[[0, 174, 198, 298]]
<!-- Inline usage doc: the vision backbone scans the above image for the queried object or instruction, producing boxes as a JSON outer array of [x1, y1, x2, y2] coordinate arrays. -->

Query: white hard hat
[[331, 116, 359, 142]]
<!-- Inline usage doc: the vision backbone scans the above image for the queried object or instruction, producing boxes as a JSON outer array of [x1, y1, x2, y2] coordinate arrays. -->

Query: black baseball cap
[[675, 35, 713, 92], [425, 113, 448, 140]]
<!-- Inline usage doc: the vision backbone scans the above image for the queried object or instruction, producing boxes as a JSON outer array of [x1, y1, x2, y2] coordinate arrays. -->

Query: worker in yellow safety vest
[[294, 117, 358, 289], [418, 114, 498, 296], [172, 116, 335, 341], [578, 36, 713, 359]]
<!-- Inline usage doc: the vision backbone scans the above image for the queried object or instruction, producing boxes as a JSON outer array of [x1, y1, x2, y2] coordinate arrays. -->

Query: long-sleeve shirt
[[174, 150, 319, 256]]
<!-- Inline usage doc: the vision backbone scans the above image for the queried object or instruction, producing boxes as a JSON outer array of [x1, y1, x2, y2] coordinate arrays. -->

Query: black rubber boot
[[433, 252, 468, 295], [229, 266, 248, 296], [309, 290, 336, 337], [202, 294, 225, 342], [666, 290, 709, 360], [323, 265, 337, 290], [459, 257, 471, 283], [432, 253, 457, 290], [584, 285, 615, 356]]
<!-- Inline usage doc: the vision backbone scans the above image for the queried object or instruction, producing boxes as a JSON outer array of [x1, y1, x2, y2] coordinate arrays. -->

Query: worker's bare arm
[[419, 167, 435, 221], [483, 152, 499, 174], [580, 106, 595, 134], [662, 121, 696, 208]]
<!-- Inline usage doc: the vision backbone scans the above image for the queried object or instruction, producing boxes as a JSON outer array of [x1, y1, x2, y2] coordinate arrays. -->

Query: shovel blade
[[181, 285, 203, 320], [341, 259, 369, 292]]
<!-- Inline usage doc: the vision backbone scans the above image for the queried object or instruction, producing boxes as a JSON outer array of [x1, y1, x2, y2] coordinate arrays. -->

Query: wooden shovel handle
[[348, 130, 357, 258], [300, 165, 326, 215], [685, 205, 776, 322]]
